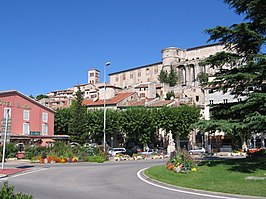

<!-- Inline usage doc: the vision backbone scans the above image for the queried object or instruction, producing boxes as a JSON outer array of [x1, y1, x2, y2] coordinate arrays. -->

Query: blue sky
[[0, 0, 243, 96]]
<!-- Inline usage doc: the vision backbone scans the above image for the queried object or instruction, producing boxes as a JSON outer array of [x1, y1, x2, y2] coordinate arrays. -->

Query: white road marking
[[137, 168, 240, 199], [0, 168, 48, 180]]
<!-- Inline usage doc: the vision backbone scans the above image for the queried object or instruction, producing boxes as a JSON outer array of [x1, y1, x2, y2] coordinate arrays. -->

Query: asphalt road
[[0, 160, 254, 199]]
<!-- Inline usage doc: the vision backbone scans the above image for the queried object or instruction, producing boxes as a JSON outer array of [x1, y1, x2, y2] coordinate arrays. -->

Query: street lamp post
[[103, 62, 110, 153]]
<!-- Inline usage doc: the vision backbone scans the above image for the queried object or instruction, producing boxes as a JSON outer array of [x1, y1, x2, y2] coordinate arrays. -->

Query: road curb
[[0, 174, 8, 179]]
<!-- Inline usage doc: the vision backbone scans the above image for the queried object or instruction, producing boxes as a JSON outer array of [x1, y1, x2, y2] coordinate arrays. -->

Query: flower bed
[[32, 155, 78, 164], [166, 150, 198, 173]]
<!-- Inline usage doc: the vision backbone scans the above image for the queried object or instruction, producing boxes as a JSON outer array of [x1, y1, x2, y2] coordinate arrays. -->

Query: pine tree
[[200, 0, 266, 147], [69, 86, 88, 143]]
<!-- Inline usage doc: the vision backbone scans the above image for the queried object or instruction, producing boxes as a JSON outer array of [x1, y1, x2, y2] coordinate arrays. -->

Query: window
[[209, 100, 214, 105], [146, 68, 149, 75], [42, 124, 48, 135], [223, 99, 228, 104], [154, 68, 158, 74], [23, 110, 30, 121], [138, 70, 141, 77], [196, 96, 199, 102], [23, 123, 30, 135], [130, 73, 133, 79], [4, 108, 11, 119], [140, 93, 145, 98], [42, 112, 48, 123], [90, 73, 94, 77], [123, 74, 126, 80]]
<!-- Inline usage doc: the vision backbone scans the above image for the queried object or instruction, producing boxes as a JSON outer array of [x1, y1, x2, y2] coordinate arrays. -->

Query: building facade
[[0, 90, 68, 144]]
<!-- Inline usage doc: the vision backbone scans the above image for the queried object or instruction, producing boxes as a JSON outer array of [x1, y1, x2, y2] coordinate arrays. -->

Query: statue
[[167, 132, 175, 155], [167, 132, 175, 146]]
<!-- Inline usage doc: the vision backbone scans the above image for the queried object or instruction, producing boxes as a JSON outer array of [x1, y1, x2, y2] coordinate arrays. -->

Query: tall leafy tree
[[158, 67, 178, 87], [199, 0, 266, 146], [158, 69, 168, 83], [120, 107, 157, 146], [54, 108, 71, 135], [168, 66, 178, 87], [87, 109, 122, 145], [156, 105, 200, 149]]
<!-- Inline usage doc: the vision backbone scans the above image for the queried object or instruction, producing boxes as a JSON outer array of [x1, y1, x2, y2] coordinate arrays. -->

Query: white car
[[188, 147, 206, 155], [109, 148, 126, 156], [139, 149, 154, 155]]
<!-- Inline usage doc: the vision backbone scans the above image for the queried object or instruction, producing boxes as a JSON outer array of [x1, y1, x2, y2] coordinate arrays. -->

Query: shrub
[[0, 181, 32, 199], [0, 143, 18, 159], [87, 155, 104, 163], [25, 146, 47, 159]]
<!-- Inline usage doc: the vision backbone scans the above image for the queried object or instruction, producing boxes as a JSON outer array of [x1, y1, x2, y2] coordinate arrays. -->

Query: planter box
[[16, 152, 25, 159]]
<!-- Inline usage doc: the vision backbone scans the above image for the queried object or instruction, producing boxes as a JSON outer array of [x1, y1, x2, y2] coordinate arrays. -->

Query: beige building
[[109, 43, 225, 107]]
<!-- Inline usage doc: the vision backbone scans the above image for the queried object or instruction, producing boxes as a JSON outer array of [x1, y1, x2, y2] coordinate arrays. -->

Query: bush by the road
[[0, 182, 32, 199]]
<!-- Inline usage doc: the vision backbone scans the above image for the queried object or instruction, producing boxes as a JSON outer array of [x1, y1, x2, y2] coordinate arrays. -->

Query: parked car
[[131, 146, 142, 153], [69, 142, 81, 147], [139, 149, 154, 155], [188, 147, 206, 155], [121, 149, 134, 157], [109, 148, 126, 156]]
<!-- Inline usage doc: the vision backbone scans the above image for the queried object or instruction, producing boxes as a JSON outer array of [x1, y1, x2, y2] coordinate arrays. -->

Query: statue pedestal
[[167, 144, 175, 155]]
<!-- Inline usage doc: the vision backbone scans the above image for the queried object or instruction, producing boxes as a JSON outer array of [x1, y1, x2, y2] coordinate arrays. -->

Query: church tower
[[88, 68, 100, 84]]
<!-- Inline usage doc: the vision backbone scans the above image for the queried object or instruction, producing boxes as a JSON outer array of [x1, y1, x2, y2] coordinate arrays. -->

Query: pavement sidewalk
[[0, 159, 33, 179]]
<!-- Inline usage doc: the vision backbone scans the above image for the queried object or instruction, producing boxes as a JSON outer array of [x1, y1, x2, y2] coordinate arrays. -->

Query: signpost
[[1, 109, 11, 170]]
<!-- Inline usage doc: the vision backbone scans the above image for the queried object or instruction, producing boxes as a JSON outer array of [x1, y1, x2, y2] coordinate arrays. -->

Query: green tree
[[87, 109, 122, 145], [158, 67, 178, 87], [200, 0, 266, 144], [54, 108, 71, 135], [36, 94, 48, 101], [120, 107, 157, 146], [165, 91, 175, 100], [68, 87, 88, 144], [158, 69, 168, 83], [168, 66, 178, 87], [156, 105, 200, 149], [197, 72, 209, 86]]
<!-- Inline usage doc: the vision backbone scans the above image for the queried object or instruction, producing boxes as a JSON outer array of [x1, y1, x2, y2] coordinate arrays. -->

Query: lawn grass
[[144, 157, 266, 197]]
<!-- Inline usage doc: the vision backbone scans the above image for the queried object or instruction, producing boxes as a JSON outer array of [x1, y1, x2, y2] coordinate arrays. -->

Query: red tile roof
[[83, 92, 136, 106], [127, 99, 146, 106]]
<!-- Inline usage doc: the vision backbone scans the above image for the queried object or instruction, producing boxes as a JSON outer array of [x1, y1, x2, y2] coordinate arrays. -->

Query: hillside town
[[0, 0, 265, 198], [1, 41, 264, 155]]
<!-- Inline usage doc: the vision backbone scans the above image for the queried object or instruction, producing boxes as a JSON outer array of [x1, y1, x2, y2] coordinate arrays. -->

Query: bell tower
[[88, 68, 100, 84]]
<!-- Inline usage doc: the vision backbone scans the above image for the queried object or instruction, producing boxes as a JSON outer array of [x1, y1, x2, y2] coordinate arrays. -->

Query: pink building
[[0, 90, 68, 144]]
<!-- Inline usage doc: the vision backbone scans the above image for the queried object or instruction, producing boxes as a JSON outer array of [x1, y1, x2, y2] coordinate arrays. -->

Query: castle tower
[[88, 68, 100, 84], [161, 47, 185, 71]]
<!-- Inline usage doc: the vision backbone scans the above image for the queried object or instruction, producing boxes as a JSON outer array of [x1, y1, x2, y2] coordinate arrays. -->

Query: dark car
[[131, 146, 142, 153], [121, 149, 134, 157]]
